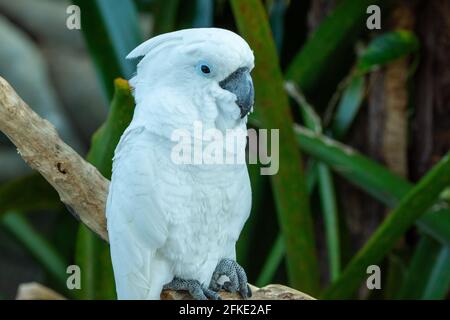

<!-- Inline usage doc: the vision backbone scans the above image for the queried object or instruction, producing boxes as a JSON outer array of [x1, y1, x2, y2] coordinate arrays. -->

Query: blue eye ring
[[197, 62, 213, 77]]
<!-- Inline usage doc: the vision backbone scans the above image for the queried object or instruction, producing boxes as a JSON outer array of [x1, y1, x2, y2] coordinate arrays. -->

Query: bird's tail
[[110, 237, 173, 300]]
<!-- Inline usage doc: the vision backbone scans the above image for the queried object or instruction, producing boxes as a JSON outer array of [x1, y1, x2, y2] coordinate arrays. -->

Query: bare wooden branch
[[16, 282, 66, 300], [0, 75, 314, 300], [0, 76, 109, 240], [162, 284, 315, 300]]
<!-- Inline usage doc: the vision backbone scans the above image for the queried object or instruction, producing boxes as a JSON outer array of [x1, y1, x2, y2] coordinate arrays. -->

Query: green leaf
[[322, 152, 450, 299], [293, 126, 409, 205], [0, 174, 61, 217], [357, 30, 419, 73], [256, 163, 322, 285], [152, 0, 180, 35], [286, 0, 382, 92], [75, 223, 117, 299], [396, 235, 441, 299], [330, 75, 366, 139], [286, 83, 341, 281], [87, 78, 135, 177], [317, 162, 341, 282], [256, 234, 284, 287], [421, 245, 450, 299], [192, 0, 214, 28], [292, 125, 450, 246], [383, 253, 406, 300], [73, 0, 142, 99], [231, 0, 320, 294], [416, 206, 450, 247], [2, 212, 67, 286]]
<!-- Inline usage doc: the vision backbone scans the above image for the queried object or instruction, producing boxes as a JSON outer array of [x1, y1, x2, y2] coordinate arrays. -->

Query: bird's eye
[[201, 64, 211, 74], [197, 62, 213, 77]]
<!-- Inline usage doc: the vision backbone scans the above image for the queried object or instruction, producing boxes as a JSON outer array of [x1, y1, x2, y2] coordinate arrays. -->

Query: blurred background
[[0, 0, 449, 300]]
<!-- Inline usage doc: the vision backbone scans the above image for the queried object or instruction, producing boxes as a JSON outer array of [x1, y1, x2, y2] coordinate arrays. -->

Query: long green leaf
[[253, 122, 450, 286], [357, 30, 419, 73], [152, 0, 180, 35], [330, 75, 365, 139], [322, 152, 450, 299], [2, 211, 67, 286], [0, 174, 60, 217], [396, 235, 441, 299], [293, 125, 450, 246], [73, 0, 142, 99], [256, 162, 321, 285], [72, 1, 141, 297], [328, 30, 416, 137], [317, 162, 341, 282], [87, 79, 135, 177], [286, 83, 341, 281], [256, 234, 284, 287], [231, 0, 319, 294], [76, 79, 135, 300], [421, 245, 450, 299], [286, 0, 381, 92]]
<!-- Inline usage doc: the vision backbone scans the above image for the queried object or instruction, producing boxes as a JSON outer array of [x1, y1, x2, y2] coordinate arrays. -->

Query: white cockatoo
[[106, 28, 255, 300]]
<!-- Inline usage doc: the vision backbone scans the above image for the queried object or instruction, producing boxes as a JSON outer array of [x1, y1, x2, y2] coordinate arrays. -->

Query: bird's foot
[[210, 258, 251, 299], [164, 277, 222, 300]]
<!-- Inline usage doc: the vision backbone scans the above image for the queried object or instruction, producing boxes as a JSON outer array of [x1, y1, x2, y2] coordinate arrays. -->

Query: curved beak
[[219, 68, 254, 118]]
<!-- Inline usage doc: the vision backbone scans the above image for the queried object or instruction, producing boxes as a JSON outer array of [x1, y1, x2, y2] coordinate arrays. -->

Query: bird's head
[[127, 28, 255, 133]]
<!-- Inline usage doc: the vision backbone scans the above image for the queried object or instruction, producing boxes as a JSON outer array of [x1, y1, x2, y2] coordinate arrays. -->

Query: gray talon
[[164, 277, 221, 300], [209, 258, 250, 299]]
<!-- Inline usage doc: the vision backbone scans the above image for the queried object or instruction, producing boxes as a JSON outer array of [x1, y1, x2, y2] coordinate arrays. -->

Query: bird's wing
[[106, 127, 173, 299]]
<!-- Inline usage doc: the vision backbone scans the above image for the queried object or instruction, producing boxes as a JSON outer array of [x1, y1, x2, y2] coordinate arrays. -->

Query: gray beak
[[219, 68, 254, 118]]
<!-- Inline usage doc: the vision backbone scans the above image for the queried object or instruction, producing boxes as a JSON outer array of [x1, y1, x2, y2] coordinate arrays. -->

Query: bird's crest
[[126, 33, 183, 60]]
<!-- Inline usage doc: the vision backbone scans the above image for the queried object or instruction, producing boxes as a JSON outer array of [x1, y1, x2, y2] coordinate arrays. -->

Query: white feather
[[107, 28, 254, 299]]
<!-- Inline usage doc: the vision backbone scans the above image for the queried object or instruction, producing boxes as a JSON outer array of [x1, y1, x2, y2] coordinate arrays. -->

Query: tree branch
[[0, 75, 314, 300], [0, 76, 108, 240]]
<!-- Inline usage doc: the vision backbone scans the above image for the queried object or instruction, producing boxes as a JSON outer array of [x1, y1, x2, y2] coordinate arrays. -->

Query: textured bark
[[339, 2, 416, 256], [411, 0, 450, 180], [15, 282, 315, 300], [162, 284, 315, 300], [368, 2, 414, 178], [16, 282, 66, 300]]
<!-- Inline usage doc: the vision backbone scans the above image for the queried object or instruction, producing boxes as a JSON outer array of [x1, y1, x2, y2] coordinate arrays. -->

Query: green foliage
[[323, 152, 450, 298], [2, 212, 67, 286], [330, 75, 365, 139], [287, 85, 341, 282], [231, 0, 319, 294], [0, 174, 60, 216], [1, 0, 447, 300], [72, 0, 142, 99], [357, 30, 419, 73], [70, 0, 142, 299], [286, 0, 382, 92], [152, 0, 180, 34], [87, 79, 136, 177], [295, 127, 450, 245]]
